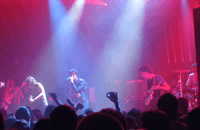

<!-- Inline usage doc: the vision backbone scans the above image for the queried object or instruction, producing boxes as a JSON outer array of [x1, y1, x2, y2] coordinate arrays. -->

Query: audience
[[33, 117, 49, 130], [101, 108, 127, 130], [5, 117, 15, 130], [49, 105, 77, 130], [15, 106, 31, 125], [187, 107, 200, 130], [11, 119, 30, 130], [141, 109, 169, 130], [76, 112, 124, 130], [125, 115, 137, 130], [0, 109, 5, 130], [44, 105, 56, 118], [2, 91, 200, 130], [157, 93, 187, 130], [177, 97, 188, 124], [126, 108, 142, 128], [83, 108, 95, 115], [32, 109, 44, 120]]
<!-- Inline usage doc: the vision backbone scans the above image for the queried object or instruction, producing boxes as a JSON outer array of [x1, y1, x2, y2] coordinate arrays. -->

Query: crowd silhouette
[[0, 91, 199, 130]]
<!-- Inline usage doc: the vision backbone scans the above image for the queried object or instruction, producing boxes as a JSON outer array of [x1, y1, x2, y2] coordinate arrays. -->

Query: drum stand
[[178, 73, 183, 97]]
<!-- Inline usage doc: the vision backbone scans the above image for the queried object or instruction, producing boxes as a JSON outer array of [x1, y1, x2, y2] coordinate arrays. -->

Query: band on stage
[[0, 65, 199, 113]]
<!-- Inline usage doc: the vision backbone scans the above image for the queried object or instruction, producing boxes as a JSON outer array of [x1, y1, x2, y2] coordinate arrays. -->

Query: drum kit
[[171, 69, 199, 110]]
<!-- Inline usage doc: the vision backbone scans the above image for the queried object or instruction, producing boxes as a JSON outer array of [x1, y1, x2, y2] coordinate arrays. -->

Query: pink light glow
[[85, 0, 106, 5]]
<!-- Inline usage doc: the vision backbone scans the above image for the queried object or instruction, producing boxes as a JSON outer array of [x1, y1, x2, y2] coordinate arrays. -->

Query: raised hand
[[29, 95, 34, 103]]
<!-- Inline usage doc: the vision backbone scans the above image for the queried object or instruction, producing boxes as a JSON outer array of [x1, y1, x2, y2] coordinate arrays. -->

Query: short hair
[[49, 105, 77, 130], [33, 117, 49, 130], [157, 93, 178, 120], [69, 69, 79, 77], [5, 117, 15, 130], [77, 112, 124, 130], [127, 108, 142, 127], [15, 106, 31, 123], [101, 108, 127, 130], [141, 109, 169, 130], [138, 64, 153, 73], [187, 107, 200, 130], [191, 63, 197, 68], [11, 119, 30, 130]]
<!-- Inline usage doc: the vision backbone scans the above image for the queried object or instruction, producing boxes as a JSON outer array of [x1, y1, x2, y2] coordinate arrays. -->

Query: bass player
[[138, 64, 170, 109]]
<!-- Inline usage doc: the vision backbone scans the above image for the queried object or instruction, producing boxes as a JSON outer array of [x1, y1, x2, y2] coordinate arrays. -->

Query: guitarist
[[4, 79, 24, 113], [138, 64, 170, 109]]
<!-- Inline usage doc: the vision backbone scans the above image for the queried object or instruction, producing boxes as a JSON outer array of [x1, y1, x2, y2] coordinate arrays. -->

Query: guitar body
[[145, 89, 154, 106]]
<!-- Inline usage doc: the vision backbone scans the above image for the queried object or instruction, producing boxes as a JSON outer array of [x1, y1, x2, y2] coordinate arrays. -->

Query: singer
[[68, 69, 89, 113]]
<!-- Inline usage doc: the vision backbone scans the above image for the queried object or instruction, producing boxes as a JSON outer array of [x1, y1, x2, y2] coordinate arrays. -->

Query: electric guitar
[[4, 86, 23, 105], [145, 85, 160, 106]]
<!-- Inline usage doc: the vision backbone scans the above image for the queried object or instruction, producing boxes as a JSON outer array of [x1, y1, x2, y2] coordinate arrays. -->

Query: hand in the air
[[29, 95, 34, 103]]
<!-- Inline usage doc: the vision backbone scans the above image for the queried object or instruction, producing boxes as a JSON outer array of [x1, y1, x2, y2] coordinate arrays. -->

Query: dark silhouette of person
[[15, 106, 31, 126], [0, 109, 5, 130], [177, 97, 188, 124], [49, 105, 77, 130], [101, 108, 127, 130], [33, 117, 49, 130], [76, 112, 124, 130], [187, 107, 200, 130], [44, 104, 56, 117], [11, 119, 30, 130], [126, 108, 142, 128], [141, 109, 169, 130], [157, 93, 187, 130]]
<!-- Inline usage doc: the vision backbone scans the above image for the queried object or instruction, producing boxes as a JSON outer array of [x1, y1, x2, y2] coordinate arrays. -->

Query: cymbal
[[172, 69, 191, 73]]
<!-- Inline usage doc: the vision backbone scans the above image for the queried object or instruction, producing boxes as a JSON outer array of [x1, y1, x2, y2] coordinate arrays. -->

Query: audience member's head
[[33, 117, 49, 130], [127, 108, 142, 127], [122, 111, 127, 117], [125, 115, 137, 130], [157, 93, 178, 120], [77, 112, 124, 130], [5, 117, 16, 130], [101, 108, 127, 130], [141, 109, 169, 130], [49, 105, 77, 130], [11, 119, 30, 130], [187, 107, 200, 130], [0, 109, 7, 118], [44, 105, 56, 117], [83, 108, 95, 115], [15, 106, 31, 123], [32, 109, 44, 120], [177, 97, 188, 115], [77, 114, 86, 123], [0, 109, 5, 130]]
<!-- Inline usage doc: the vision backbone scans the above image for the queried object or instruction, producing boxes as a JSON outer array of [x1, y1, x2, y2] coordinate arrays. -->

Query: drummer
[[186, 63, 198, 89], [186, 63, 198, 109]]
